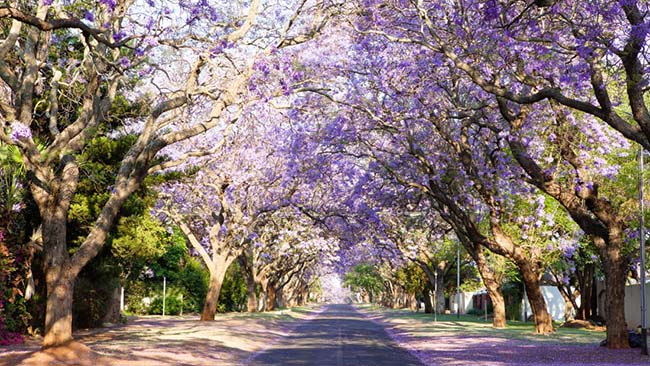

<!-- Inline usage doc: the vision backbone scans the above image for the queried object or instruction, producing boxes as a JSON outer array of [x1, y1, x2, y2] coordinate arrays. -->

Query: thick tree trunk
[[520, 263, 554, 334], [470, 244, 506, 328], [602, 254, 630, 348], [42, 211, 75, 348], [44, 271, 75, 348], [485, 280, 507, 328], [201, 269, 225, 321]]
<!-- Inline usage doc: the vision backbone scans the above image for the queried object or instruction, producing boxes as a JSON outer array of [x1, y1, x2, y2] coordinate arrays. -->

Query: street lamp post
[[434, 271, 438, 322], [457, 240, 461, 319], [639, 149, 647, 355]]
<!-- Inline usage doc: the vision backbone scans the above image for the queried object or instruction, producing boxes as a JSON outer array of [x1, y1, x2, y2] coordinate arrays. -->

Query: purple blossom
[[10, 122, 32, 141], [120, 57, 131, 68], [42, 0, 53, 5], [11, 203, 21, 212], [0, 230, 3, 242], [100, 0, 117, 12], [83, 10, 94, 22], [145, 37, 159, 46], [113, 30, 127, 42]]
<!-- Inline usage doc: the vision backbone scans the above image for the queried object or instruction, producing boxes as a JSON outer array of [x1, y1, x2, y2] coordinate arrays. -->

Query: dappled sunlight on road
[[359, 307, 649, 366], [247, 304, 423, 366], [0, 307, 323, 366]]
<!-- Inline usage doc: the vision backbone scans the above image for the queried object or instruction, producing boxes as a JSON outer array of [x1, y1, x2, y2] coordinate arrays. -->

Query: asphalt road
[[248, 304, 423, 366]]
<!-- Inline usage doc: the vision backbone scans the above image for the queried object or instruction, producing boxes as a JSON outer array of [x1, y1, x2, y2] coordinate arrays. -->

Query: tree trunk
[[576, 263, 594, 320], [485, 280, 506, 328], [435, 269, 446, 314], [276, 287, 286, 308], [258, 290, 267, 311], [201, 269, 226, 321], [44, 271, 75, 348], [296, 285, 308, 306], [42, 211, 75, 348], [422, 289, 433, 313], [408, 293, 417, 310], [520, 263, 554, 334], [469, 244, 506, 328], [266, 285, 277, 311], [245, 277, 257, 313], [601, 253, 630, 348], [240, 257, 257, 313]]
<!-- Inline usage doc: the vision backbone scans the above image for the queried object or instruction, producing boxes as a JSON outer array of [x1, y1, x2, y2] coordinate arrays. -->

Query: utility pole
[[434, 271, 438, 322], [163, 276, 167, 317], [640, 148, 647, 355], [457, 240, 461, 319]]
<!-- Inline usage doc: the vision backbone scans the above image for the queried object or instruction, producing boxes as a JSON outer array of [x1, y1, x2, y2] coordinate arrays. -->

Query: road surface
[[248, 304, 423, 366]]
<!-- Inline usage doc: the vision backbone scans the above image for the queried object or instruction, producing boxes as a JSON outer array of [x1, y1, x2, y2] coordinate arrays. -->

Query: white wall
[[625, 282, 650, 330], [449, 292, 474, 314], [522, 286, 576, 321]]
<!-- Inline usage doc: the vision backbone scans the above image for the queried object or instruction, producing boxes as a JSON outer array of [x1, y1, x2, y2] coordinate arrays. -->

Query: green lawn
[[361, 306, 606, 346]]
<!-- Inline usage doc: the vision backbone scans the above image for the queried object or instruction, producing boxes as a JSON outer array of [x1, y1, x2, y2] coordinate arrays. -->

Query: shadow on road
[[247, 304, 423, 366]]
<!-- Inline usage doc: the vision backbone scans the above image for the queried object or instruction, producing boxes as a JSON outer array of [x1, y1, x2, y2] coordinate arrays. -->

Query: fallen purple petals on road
[[363, 310, 649, 366]]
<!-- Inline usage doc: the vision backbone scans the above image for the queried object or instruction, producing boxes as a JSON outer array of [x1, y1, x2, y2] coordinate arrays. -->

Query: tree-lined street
[[1, 0, 649, 363]]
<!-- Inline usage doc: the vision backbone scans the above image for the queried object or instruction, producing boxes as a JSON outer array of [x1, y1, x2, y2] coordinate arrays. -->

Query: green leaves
[[344, 263, 384, 297], [111, 213, 167, 268]]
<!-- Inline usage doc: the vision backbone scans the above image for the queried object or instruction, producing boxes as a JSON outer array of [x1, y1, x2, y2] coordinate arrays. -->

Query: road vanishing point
[[247, 304, 423, 366]]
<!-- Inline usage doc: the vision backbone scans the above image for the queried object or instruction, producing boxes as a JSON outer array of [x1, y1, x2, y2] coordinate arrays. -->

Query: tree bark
[[600, 245, 630, 348], [266, 285, 277, 311], [422, 289, 433, 313], [576, 263, 594, 320], [467, 243, 506, 328], [43, 269, 74, 347], [520, 263, 554, 334], [41, 194, 76, 348], [245, 274, 257, 313], [239, 256, 257, 313], [201, 269, 226, 321]]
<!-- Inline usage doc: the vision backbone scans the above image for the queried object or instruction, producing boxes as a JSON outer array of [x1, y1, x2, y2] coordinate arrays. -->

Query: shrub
[[466, 308, 485, 316], [177, 257, 208, 313], [502, 281, 524, 321], [147, 287, 187, 315], [218, 262, 246, 313]]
